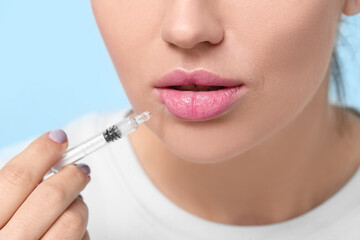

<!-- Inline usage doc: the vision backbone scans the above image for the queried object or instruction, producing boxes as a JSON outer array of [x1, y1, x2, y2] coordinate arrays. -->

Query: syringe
[[43, 111, 151, 179]]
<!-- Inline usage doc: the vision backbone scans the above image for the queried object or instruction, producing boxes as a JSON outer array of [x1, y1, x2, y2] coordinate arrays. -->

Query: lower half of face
[[91, 0, 343, 163]]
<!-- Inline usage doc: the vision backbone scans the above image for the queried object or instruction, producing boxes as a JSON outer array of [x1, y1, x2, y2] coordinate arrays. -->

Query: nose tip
[[162, 25, 191, 49], [163, 25, 221, 49], [161, 2, 224, 50]]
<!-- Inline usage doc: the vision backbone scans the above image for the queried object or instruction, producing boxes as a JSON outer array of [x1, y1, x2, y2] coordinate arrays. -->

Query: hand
[[0, 130, 91, 240]]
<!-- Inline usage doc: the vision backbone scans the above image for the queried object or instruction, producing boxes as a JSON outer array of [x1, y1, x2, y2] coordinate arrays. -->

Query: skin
[[90, 0, 360, 225], [2, 1, 360, 239], [91, 0, 360, 225], [0, 133, 90, 239]]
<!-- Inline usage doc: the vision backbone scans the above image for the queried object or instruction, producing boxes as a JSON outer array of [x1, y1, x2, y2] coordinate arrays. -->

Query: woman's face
[[91, 0, 345, 163]]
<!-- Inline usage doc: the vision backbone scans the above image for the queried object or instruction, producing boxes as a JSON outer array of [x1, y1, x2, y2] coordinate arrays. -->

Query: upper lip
[[154, 68, 243, 88]]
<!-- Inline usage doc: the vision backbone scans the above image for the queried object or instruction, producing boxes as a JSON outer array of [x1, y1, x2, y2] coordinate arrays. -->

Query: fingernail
[[48, 129, 67, 144], [76, 163, 91, 176], [77, 194, 83, 200]]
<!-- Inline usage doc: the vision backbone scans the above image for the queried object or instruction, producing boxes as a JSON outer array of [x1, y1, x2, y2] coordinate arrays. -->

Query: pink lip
[[153, 69, 247, 121], [153, 69, 242, 87]]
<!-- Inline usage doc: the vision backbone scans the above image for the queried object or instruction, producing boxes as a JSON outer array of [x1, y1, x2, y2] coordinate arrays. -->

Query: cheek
[[224, 1, 339, 135], [244, 1, 338, 107], [90, 0, 164, 106]]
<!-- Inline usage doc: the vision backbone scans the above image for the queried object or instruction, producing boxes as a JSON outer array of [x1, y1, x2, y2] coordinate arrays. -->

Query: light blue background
[[0, 1, 360, 149]]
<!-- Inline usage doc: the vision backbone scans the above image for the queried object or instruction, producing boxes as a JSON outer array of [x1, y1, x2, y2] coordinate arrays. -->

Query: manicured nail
[[48, 129, 67, 144], [77, 194, 83, 200], [76, 163, 91, 176]]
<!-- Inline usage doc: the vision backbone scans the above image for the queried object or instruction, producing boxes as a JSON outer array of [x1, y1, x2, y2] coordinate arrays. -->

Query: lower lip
[[154, 85, 246, 121]]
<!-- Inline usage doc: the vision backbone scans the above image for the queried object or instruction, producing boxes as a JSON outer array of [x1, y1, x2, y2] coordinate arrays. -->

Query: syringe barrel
[[51, 117, 138, 172], [51, 133, 106, 172], [114, 117, 139, 136], [43, 112, 150, 180]]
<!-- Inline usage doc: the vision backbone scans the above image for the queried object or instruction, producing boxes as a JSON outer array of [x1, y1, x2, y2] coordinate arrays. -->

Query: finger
[[0, 130, 68, 229], [1, 164, 90, 239], [41, 197, 88, 240]]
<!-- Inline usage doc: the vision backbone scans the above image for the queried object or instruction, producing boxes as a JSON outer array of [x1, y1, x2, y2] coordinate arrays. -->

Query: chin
[[163, 137, 251, 164]]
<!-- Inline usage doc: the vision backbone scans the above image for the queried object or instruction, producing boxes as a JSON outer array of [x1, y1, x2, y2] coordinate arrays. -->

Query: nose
[[161, 0, 224, 49]]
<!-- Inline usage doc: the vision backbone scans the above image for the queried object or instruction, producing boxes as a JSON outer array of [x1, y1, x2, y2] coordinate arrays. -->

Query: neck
[[127, 75, 360, 225]]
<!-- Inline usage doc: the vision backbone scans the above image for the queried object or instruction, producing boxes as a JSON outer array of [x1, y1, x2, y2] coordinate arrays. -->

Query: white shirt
[[1, 105, 360, 240]]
